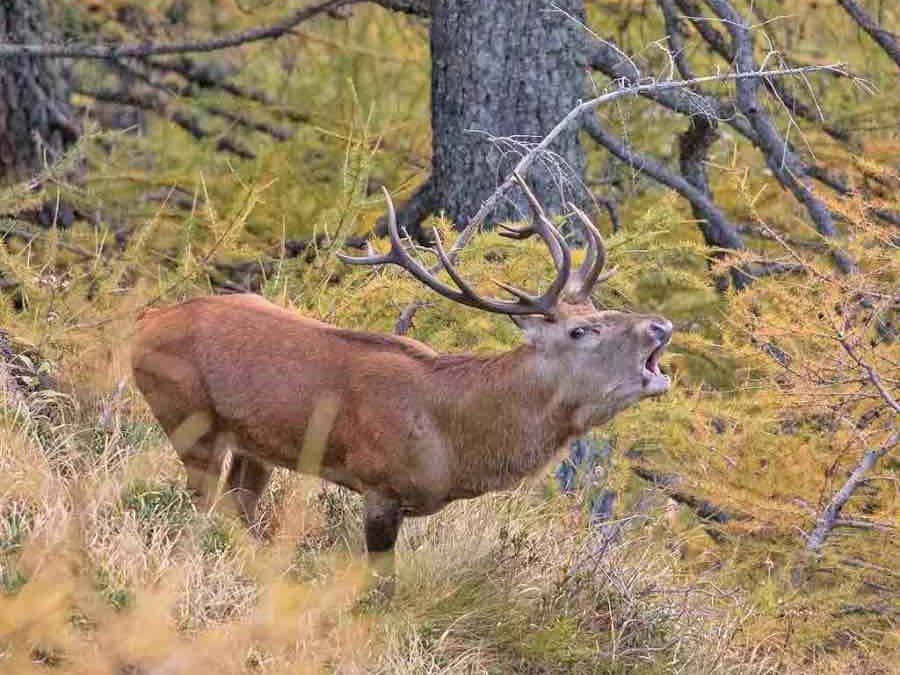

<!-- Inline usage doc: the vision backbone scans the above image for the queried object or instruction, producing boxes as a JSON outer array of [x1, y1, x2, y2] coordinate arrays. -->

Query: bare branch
[[806, 431, 897, 553], [839, 338, 900, 414], [393, 301, 427, 336], [676, 0, 851, 142], [631, 466, 746, 523], [582, 114, 745, 252], [837, 0, 900, 69], [704, 0, 853, 273], [368, 0, 431, 17], [657, 0, 697, 81], [143, 57, 313, 126], [109, 60, 293, 141], [77, 87, 256, 159], [594, 195, 620, 233], [586, 40, 757, 142], [442, 62, 845, 269], [678, 116, 718, 197], [0, 0, 357, 60], [587, 34, 878, 217]]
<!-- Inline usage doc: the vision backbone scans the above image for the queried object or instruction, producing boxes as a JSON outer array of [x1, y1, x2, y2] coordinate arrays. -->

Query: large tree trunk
[[0, 0, 78, 185], [430, 0, 586, 229]]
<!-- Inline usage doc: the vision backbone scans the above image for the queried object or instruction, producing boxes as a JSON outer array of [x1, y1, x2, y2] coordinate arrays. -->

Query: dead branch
[[657, 0, 696, 80], [582, 114, 745, 253], [586, 40, 757, 143], [705, 0, 848, 272], [839, 338, 900, 414], [676, 0, 851, 142], [442, 62, 845, 270], [586, 33, 890, 225], [806, 431, 897, 553], [837, 0, 900, 69], [393, 301, 427, 336], [594, 195, 620, 233], [77, 87, 255, 160], [678, 116, 718, 199], [368, 0, 431, 17], [109, 60, 293, 142], [631, 466, 745, 523], [0, 0, 358, 60], [142, 58, 313, 126]]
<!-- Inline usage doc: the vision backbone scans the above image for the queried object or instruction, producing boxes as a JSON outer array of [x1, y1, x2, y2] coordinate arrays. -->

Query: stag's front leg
[[362, 492, 403, 601]]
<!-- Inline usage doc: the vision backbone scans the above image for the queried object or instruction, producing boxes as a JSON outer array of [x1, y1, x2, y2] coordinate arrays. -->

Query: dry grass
[[0, 381, 892, 675]]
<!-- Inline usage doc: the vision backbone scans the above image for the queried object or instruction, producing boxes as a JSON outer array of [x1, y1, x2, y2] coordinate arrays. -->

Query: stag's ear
[[510, 315, 555, 345]]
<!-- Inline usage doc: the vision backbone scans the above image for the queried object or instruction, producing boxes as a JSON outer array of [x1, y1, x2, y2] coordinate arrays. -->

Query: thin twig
[[839, 338, 900, 414]]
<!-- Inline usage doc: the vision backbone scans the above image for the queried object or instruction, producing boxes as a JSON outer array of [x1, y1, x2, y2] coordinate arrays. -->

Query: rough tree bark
[[0, 0, 78, 185], [429, 0, 586, 230]]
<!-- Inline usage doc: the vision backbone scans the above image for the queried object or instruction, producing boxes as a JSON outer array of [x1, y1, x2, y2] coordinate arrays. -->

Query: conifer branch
[[76, 86, 256, 159], [0, 0, 357, 60], [581, 114, 745, 253], [704, 0, 849, 271], [674, 0, 850, 142]]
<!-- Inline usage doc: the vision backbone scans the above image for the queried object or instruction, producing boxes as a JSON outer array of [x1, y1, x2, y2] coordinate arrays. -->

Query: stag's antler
[[498, 177, 616, 305], [338, 185, 571, 318], [564, 203, 617, 303]]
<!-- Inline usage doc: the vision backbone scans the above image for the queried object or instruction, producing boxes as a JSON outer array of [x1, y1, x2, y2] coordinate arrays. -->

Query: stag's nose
[[648, 320, 673, 344]]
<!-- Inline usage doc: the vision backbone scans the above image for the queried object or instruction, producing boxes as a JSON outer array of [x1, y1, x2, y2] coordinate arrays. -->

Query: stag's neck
[[426, 346, 587, 496]]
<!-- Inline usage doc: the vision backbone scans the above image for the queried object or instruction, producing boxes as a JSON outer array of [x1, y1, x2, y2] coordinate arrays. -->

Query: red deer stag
[[131, 178, 672, 584]]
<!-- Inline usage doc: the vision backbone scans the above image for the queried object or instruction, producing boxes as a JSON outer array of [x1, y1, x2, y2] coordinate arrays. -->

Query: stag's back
[[130, 294, 443, 475], [133, 295, 331, 445]]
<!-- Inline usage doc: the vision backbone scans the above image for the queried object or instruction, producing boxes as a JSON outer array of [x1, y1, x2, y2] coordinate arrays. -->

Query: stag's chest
[[448, 413, 577, 496]]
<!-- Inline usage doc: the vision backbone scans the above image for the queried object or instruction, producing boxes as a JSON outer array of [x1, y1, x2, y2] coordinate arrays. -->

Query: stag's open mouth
[[641, 343, 671, 394]]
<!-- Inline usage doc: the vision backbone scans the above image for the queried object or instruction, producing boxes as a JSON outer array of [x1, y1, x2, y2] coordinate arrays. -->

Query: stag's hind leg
[[226, 454, 272, 533], [132, 352, 225, 512], [176, 425, 229, 514]]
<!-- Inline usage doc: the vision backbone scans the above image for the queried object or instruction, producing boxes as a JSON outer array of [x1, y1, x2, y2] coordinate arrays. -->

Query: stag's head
[[339, 176, 672, 410]]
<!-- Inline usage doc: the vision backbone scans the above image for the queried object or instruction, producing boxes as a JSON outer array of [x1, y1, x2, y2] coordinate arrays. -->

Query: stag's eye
[[569, 326, 588, 340]]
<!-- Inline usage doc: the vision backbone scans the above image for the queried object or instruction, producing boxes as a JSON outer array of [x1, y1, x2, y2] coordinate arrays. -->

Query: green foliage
[[121, 479, 194, 536], [95, 568, 132, 610], [196, 516, 236, 557]]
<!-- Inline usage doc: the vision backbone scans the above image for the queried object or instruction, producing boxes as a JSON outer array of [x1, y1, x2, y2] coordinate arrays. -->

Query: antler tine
[[565, 202, 617, 303], [508, 172, 570, 273], [338, 187, 570, 318], [339, 188, 470, 305]]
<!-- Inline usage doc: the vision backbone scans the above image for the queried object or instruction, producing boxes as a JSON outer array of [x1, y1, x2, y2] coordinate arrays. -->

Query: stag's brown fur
[[131, 185, 673, 584]]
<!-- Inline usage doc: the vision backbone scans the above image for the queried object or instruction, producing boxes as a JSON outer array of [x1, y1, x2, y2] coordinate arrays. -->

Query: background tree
[[393, 0, 586, 237], [0, 0, 81, 225], [0, 0, 79, 186]]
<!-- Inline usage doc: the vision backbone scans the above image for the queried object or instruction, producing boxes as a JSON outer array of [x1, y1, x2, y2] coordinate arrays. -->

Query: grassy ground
[[0, 339, 893, 674]]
